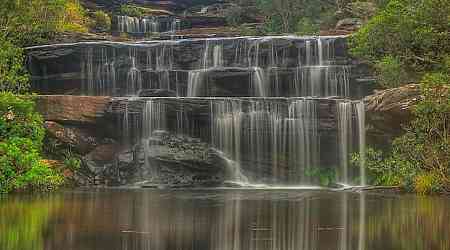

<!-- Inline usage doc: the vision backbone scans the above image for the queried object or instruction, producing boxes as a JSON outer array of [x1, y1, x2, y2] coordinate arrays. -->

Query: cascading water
[[116, 16, 180, 34], [28, 36, 367, 187], [187, 71, 204, 97], [142, 100, 167, 177]]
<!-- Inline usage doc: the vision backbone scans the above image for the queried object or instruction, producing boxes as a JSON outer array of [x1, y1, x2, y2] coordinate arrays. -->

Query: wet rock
[[134, 132, 229, 187], [81, 143, 130, 185], [45, 121, 99, 154], [138, 89, 177, 97], [335, 18, 362, 32]]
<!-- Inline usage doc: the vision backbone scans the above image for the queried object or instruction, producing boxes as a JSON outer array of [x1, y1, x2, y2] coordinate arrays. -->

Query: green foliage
[[62, 150, 81, 172], [120, 5, 145, 17], [256, 0, 338, 34], [350, 0, 450, 76], [0, 93, 44, 144], [0, 92, 64, 193], [225, 5, 247, 27], [0, 36, 29, 93], [374, 55, 409, 88], [306, 168, 337, 186], [354, 72, 450, 193], [0, 0, 88, 46], [90, 11, 111, 31], [296, 18, 320, 36]]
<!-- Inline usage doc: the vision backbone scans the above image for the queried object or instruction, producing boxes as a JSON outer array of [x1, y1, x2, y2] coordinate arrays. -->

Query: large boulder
[[365, 84, 421, 144], [135, 131, 230, 187]]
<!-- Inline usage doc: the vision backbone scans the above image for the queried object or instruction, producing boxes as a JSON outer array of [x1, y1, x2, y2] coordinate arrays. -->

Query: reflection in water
[[1, 190, 450, 250]]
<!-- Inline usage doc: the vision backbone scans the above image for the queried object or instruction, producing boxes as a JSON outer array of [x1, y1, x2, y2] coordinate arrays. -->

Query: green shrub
[[296, 17, 319, 36], [0, 0, 89, 46], [63, 150, 81, 172], [350, 0, 450, 75], [225, 5, 247, 26], [120, 5, 145, 17], [353, 72, 450, 193], [374, 55, 409, 88], [0, 36, 29, 94], [0, 138, 64, 193], [91, 11, 111, 31], [0, 93, 64, 193]]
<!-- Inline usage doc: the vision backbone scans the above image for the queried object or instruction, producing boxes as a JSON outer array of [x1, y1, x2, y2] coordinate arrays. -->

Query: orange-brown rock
[[364, 84, 421, 144], [36, 95, 111, 124]]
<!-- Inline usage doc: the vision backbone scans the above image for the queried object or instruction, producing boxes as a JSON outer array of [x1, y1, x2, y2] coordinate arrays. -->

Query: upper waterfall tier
[[113, 15, 181, 34], [27, 36, 370, 98]]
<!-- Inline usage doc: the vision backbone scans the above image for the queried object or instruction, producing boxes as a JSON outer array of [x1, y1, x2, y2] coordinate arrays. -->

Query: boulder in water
[[137, 132, 229, 187]]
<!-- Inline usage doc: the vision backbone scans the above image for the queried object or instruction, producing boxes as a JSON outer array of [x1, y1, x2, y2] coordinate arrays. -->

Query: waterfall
[[117, 15, 182, 34], [142, 100, 167, 138], [356, 102, 366, 186], [202, 40, 224, 69], [187, 71, 204, 97], [318, 38, 324, 66], [31, 36, 368, 187], [305, 40, 312, 65], [213, 44, 224, 68], [127, 49, 142, 95], [252, 67, 267, 97], [288, 100, 319, 183], [211, 100, 249, 183], [142, 100, 167, 176], [337, 102, 353, 184]]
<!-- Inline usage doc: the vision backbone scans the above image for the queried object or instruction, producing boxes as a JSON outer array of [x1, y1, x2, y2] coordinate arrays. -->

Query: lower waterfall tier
[[105, 97, 365, 187]]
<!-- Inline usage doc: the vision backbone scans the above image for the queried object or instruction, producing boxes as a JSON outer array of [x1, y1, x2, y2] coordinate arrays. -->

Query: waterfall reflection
[[116, 191, 367, 250], [3, 191, 450, 250]]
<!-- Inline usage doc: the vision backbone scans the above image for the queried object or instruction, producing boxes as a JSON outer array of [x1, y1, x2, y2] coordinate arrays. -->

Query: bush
[[0, 36, 29, 94], [91, 11, 111, 31], [296, 17, 320, 36], [0, 93, 64, 193], [120, 5, 145, 17], [374, 55, 409, 88], [0, 0, 89, 46], [58, 0, 88, 33], [353, 72, 450, 193], [350, 0, 450, 75], [225, 5, 247, 26]]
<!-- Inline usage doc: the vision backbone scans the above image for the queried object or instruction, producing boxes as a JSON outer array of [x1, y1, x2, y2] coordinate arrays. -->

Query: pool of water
[[1, 189, 449, 250]]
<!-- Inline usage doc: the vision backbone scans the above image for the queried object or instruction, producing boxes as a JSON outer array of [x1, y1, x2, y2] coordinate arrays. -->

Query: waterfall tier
[[109, 97, 365, 186], [114, 15, 181, 34], [27, 36, 369, 98]]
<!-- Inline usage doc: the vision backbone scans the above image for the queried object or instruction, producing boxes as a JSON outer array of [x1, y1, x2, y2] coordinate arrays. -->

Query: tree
[[350, 0, 450, 76]]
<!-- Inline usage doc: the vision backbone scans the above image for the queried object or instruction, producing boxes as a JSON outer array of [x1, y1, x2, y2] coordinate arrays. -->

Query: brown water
[[1, 189, 450, 250]]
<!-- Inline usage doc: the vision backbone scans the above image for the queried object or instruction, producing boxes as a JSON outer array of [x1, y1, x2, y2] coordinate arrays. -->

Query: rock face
[[365, 84, 420, 144], [36, 95, 110, 124], [44, 121, 100, 154]]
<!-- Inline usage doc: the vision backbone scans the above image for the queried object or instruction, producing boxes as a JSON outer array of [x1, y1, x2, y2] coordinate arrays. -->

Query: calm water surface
[[1, 189, 450, 250]]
